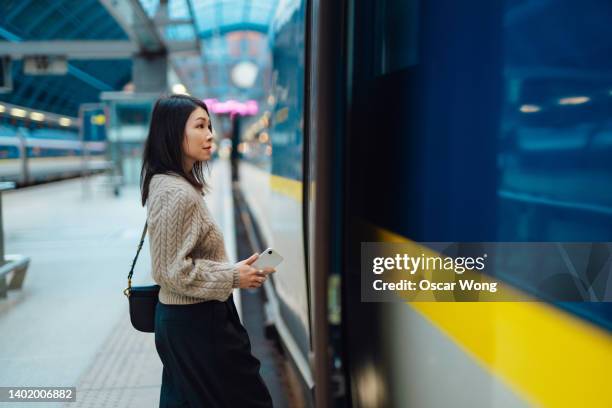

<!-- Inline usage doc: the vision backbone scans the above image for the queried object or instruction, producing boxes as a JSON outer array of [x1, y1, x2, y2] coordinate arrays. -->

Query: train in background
[[0, 108, 109, 187], [238, 0, 612, 407]]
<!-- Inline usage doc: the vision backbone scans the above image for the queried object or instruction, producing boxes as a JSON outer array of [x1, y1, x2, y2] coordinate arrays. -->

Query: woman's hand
[[236, 253, 276, 289]]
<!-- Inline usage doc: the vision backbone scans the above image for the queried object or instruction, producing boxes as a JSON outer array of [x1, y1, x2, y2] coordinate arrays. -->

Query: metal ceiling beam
[[154, 0, 200, 52], [25, 1, 66, 34], [1, 27, 116, 108], [37, 0, 99, 40], [198, 23, 268, 39], [88, 14, 126, 38], [154, 17, 193, 26], [166, 40, 200, 54], [183, 0, 202, 51], [126, 0, 166, 52], [185, 0, 200, 31], [0, 41, 137, 60], [97, 0, 129, 40], [188, 0, 212, 88], [98, 0, 166, 54], [68, 9, 113, 39], [0, 26, 21, 41], [154, 0, 202, 94], [267, 2, 277, 23], [2, 0, 32, 22]]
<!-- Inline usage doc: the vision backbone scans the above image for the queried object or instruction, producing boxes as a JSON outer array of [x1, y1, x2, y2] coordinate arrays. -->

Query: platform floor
[[0, 159, 289, 407]]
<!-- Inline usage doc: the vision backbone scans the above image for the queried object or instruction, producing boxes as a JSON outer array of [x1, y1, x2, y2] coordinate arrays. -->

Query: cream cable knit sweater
[[146, 173, 240, 305]]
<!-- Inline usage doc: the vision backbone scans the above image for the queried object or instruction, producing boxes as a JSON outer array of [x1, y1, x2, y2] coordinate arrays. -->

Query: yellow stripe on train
[[268, 172, 612, 407], [372, 225, 612, 408]]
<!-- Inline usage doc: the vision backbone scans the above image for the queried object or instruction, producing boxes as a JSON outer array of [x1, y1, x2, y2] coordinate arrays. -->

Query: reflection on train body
[[241, 0, 612, 407]]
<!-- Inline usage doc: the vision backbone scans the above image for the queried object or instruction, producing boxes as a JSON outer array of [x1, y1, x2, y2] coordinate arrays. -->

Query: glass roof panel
[[198, 17, 215, 32], [222, 6, 243, 25], [139, 0, 159, 17], [139, 0, 278, 38], [168, 0, 191, 19], [191, 0, 278, 37], [250, 7, 272, 22], [165, 25, 197, 41]]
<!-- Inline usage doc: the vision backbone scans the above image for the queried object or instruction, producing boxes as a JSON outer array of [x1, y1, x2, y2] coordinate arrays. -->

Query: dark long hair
[[140, 94, 212, 206]]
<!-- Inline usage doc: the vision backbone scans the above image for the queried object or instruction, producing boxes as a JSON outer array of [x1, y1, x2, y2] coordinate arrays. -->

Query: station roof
[[140, 0, 278, 40], [0, 0, 132, 117], [140, 0, 279, 100], [0, 0, 278, 117]]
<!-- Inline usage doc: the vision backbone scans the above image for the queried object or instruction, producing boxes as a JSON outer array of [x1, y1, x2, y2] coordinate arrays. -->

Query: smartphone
[[252, 248, 284, 269]]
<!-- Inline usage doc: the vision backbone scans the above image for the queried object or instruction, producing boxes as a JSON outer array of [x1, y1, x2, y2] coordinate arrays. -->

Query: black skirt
[[154, 295, 273, 407]]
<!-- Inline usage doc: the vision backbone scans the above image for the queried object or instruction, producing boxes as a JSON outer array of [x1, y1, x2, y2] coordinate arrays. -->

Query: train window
[[499, 0, 612, 242], [373, 0, 420, 76]]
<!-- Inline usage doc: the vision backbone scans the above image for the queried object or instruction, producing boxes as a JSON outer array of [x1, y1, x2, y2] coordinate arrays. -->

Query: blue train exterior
[[238, 0, 314, 401], [268, 0, 306, 183], [242, 0, 612, 406], [343, 0, 612, 407]]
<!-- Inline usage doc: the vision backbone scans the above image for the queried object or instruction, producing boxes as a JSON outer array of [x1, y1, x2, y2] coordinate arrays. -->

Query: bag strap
[[124, 222, 148, 297]]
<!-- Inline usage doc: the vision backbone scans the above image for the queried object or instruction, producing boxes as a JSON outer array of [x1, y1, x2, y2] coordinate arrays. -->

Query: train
[[0, 122, 109, 187], [237, 0, 612, 407]]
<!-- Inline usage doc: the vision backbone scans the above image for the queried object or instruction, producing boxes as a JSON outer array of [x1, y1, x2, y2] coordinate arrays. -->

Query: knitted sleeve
[[148, 186, 239, 301]]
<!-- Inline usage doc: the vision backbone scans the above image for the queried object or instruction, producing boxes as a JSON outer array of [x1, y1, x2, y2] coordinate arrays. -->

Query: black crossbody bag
[[123, 222, 160, 333]]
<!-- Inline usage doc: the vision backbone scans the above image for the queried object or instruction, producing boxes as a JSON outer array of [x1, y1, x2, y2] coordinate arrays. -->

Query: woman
[[141, 94, 274, 407]]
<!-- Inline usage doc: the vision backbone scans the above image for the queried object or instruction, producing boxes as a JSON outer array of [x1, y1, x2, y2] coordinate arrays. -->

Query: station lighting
[[231, 61, 258, 89], [91, 114, 106, 125], [172, 83, 188, 95], [10, 107, 27, 118], [30, 111, 45, 121], [0, 104, 5, 113], [58, 117, 72, 127], [519, 104, 541, 113], [558, 96, 589, 105]]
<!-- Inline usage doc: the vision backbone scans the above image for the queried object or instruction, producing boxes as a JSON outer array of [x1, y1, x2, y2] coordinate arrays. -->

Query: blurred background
[[0, 0, 289, 407]]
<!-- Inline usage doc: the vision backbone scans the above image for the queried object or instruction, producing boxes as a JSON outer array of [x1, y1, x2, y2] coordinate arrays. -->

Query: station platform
[[0, 159, 291, 407]]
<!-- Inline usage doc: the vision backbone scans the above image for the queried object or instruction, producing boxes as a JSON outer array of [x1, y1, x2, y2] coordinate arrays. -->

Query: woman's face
[[182, 107, 213, 171]]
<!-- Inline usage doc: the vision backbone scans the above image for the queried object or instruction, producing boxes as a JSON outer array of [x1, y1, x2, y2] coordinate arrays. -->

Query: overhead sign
[[23, 56, 68, 75]]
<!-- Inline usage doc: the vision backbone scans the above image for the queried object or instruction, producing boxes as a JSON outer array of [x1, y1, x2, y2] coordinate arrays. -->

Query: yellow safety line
[[270, 173, 302, 201]]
